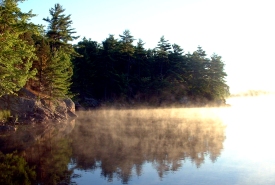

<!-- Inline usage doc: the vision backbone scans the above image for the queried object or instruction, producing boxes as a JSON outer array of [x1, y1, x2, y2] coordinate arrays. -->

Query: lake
[[0, 95, 275, 185]]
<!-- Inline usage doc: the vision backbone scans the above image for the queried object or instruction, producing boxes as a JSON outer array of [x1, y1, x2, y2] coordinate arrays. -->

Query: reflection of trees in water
[[24, 135, 72, 185], [23, 125, 74, 185], [0, 123, 75, 185], [0, 151, 36, 185], [71, 109, 226, 183]]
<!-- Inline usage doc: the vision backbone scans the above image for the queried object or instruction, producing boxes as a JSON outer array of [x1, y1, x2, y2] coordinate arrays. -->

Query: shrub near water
[[0, 110, 11, 123]]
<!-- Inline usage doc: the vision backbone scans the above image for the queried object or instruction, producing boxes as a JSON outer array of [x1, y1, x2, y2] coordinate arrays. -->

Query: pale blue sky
[[19, 0, 275, 94]]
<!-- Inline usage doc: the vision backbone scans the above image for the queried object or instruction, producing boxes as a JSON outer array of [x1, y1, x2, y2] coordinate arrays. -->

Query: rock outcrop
[[0, 88, 77, 124]]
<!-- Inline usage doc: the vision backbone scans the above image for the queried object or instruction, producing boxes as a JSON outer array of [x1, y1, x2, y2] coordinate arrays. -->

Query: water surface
[[1, 95, 275, 185]]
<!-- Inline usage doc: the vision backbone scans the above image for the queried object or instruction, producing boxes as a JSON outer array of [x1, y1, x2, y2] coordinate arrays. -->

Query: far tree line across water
[[0, 0, 229, 108]]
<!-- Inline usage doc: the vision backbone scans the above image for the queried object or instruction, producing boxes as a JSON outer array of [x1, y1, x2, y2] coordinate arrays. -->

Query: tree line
[[0, 0, 229, 107], [1, 0, 80, 101]]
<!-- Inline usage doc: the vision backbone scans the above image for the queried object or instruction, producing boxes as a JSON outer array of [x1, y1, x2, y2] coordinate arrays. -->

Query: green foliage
[[0, 151, 36, 185], [28, 35, 51, 92], [0, 0, 38, 97], [40, 3, 79, 99], [205, 54, 229, 100], [119, 29, 135, 55], [43, 3, 79, 56], [72, 38, 102, 98], [155, 36, 171, 80], [0, 0, 229, 105], [44, 50, 73, 99], [72, 34, 229, 105], [132, 39, 150, 96], [0, 110, 11, 122]]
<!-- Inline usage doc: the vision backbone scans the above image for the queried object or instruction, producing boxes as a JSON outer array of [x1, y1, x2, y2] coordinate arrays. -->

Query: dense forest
[[0, 0, 229, 108]]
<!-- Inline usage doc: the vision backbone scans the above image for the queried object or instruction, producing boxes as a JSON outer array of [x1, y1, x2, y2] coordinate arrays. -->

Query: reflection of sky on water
[[70, 95, 275, 185], [220, 95, 275, 185], [71, 157, 242, 185]]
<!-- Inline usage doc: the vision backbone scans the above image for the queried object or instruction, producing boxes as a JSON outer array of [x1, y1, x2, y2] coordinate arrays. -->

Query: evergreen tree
[[69, 31, 230, 106], [28, 35, 51, 93], [97, 35, 119, 100], [146, 48, 158, 94], [148, 36, 171, 98], [166, 44, 188, 98], [0, 0, 38, 97], [42, 3, 79, 98], [133, 39, 149, 96], [118, 30, 135, 97], [156, 36, 171, 80], [119, 30, 135, 55], [185, 46, 209, 98], [43, 3, 79, 55], [72, 38, 101, 99], [206, 54, 229, 100], [43, 50, 73, 99], [168, 43, 186, 83]]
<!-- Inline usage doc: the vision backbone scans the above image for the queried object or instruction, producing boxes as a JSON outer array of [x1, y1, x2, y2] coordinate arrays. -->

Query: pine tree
[[118, 30, 135, 97], [168, 43, 186, 83], [149, 36, 171, 97], [119, 30, 135, 55], [97, 35, 119, 100], [134, 39, 147, 80], [156, 36, 171, 79], [133, 39, 150, 98], [29, 35, 51, 93], [0, 0, 38, 97], [43, 50, 73, 99], [206, 54, 229, 100], [72, 38, 101, 99], [186, 46, 209, 98], [43, 3, 79, 55], [166, 44, 188, 98], [42, 3, 79, 98]]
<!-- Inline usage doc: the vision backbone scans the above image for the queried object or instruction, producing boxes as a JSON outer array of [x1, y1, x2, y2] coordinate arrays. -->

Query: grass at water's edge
[[0, 110, 11, 123]]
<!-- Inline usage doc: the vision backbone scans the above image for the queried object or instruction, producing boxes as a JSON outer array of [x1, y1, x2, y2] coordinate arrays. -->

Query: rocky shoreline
[[0, 88, 77, 132], [0, 88, 229, 132]]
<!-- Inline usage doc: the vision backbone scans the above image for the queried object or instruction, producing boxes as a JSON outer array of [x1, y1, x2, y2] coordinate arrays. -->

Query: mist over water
[[1, 94, 275, 184], [70, 108, 226, 184], [69, 94, 275, 185]]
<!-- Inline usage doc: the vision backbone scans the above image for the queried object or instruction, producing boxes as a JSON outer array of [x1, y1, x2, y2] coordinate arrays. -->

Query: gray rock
[[64, 98, 75, 113], [0, 88, 77, 124]]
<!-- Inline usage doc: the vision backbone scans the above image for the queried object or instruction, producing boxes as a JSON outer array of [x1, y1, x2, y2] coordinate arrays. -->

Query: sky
[[19, 0, 275, 94]]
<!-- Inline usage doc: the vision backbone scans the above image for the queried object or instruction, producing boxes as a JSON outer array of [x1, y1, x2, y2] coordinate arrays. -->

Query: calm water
[[1, 95, 275, 185]]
